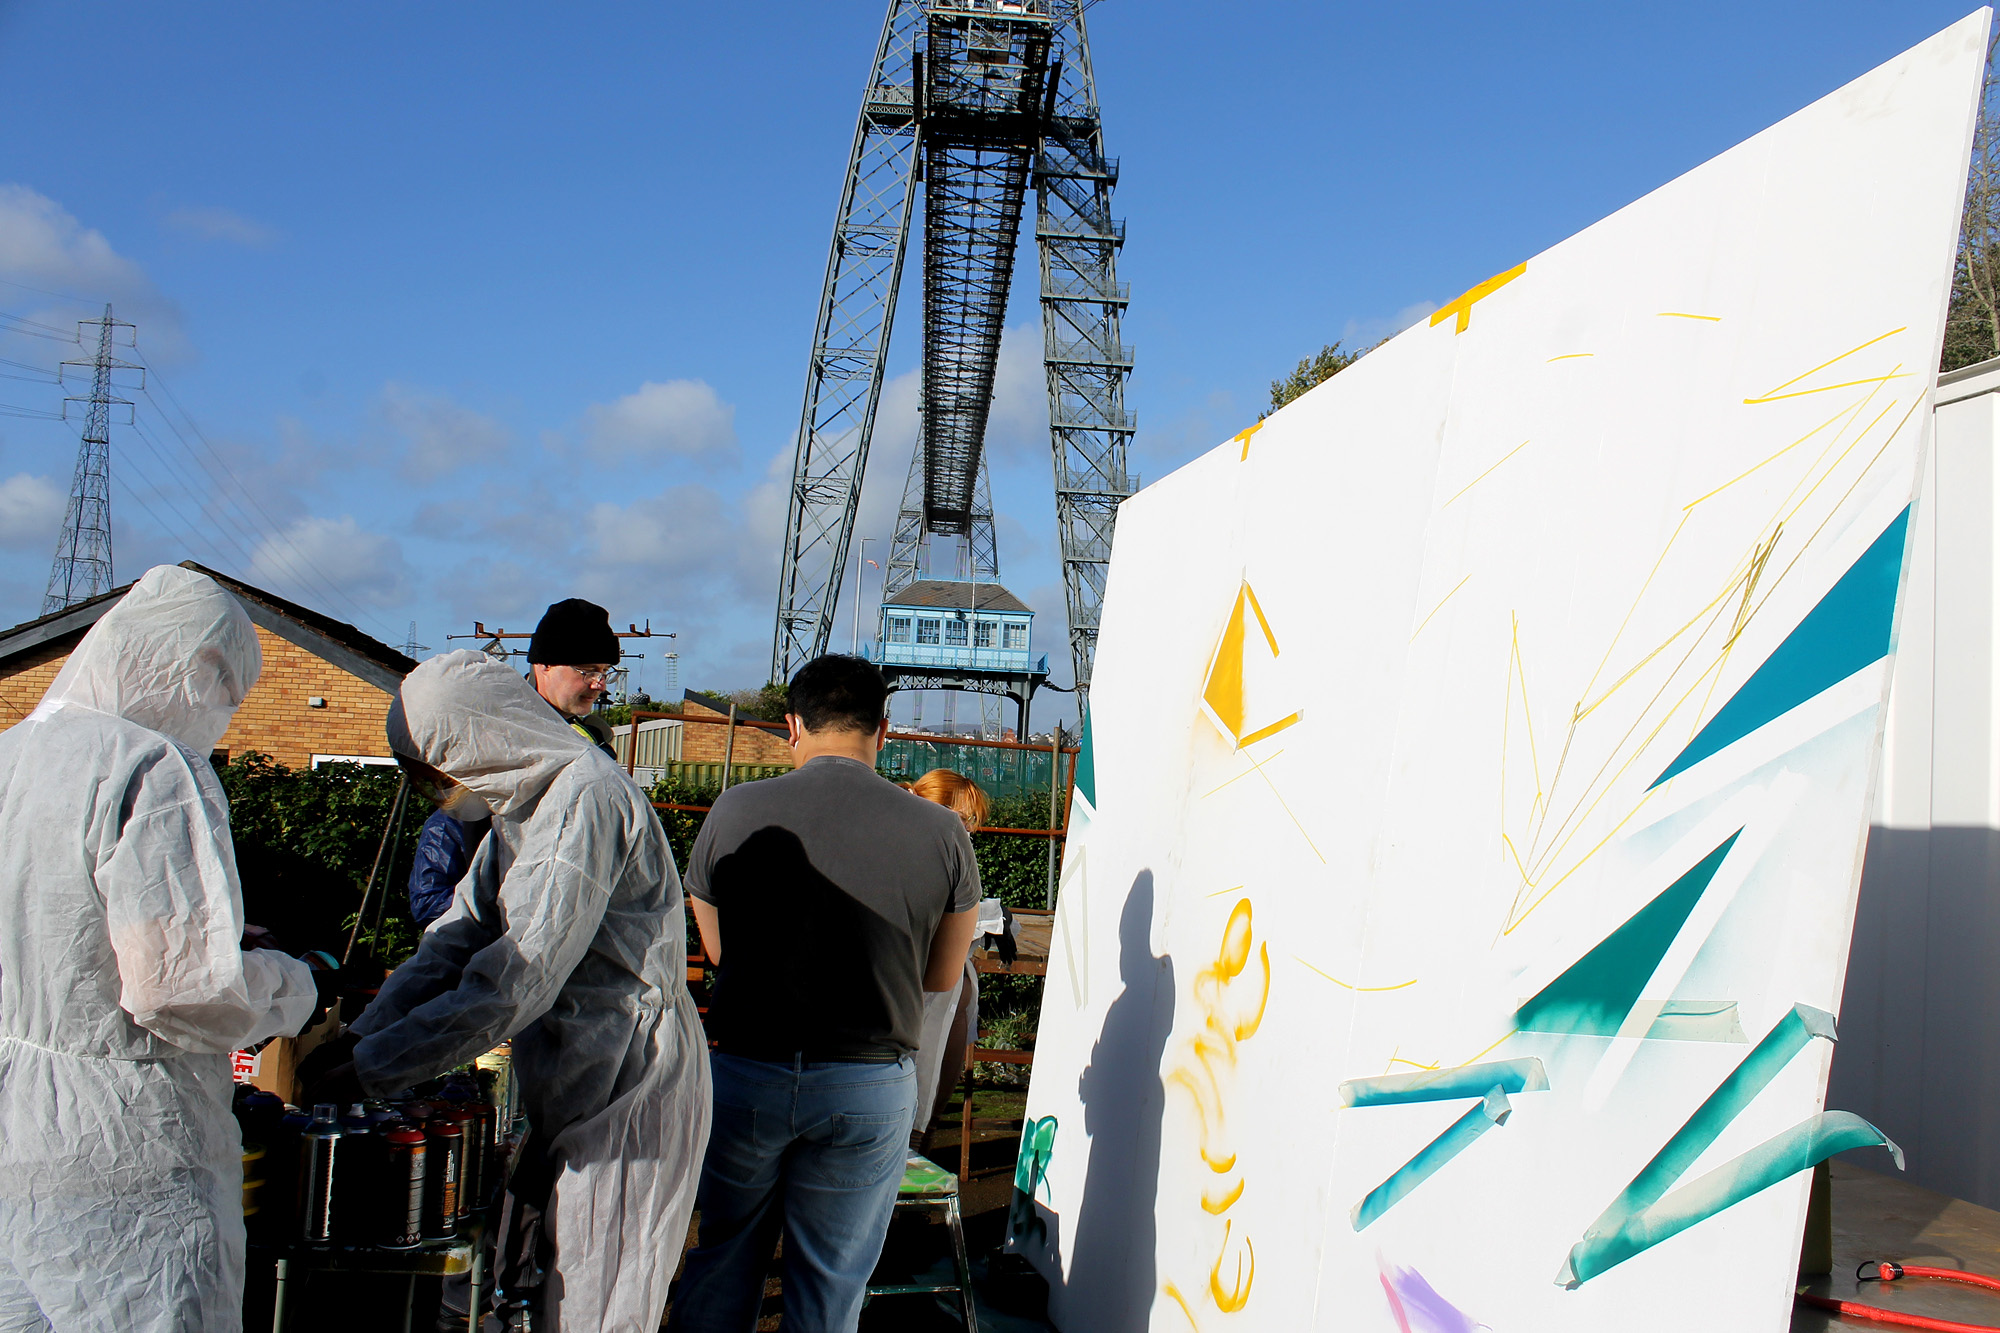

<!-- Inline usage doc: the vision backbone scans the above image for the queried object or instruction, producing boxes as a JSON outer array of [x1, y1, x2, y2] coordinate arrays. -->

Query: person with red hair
[[905, 769, 988, 1146]]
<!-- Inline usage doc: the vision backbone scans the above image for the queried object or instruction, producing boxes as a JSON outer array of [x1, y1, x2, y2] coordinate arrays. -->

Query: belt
[[724, 1047, 905, 1065]]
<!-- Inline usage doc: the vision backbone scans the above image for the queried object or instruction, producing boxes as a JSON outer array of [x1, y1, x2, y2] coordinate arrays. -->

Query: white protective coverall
[[350, 650, 710, 1333], [0, 564, 318, 1333]]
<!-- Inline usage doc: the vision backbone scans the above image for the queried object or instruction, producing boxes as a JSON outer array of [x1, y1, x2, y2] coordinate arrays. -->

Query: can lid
[[427, 1118, 464, 1139], [312, 1103, 339, 1122], [385, 1126, 427, 1145]]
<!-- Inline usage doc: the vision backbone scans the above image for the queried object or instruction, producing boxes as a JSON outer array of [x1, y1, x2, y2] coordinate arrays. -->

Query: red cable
[[1796, 1263, 2000, 1332], [1797, 1293, 2000, 1331]]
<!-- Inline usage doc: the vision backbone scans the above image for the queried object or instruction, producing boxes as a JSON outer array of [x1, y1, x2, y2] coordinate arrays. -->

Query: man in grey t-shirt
[[670, 655, 977, 1333]]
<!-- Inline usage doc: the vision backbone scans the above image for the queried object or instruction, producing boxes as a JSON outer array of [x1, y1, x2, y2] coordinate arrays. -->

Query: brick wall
[[679, 699, 797, 768], [0, 626, 395, 769]]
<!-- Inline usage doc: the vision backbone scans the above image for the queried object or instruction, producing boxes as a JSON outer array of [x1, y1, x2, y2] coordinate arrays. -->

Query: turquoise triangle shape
[[1514, 830, 1742, 1037], [1071, 710, 1095, 811], [1650, 508, 1909, 789]]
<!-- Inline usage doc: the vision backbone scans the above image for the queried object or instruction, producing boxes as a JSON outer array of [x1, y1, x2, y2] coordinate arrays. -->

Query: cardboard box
[[233, 1001, 341, 1107]]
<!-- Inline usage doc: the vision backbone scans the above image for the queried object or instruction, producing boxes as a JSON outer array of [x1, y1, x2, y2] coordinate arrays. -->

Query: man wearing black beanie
[[526, 597, 620, 756], [405, 598, 620, 934]]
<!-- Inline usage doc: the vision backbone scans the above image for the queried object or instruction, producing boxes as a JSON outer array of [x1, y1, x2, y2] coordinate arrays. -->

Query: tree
[[1944, 31, 2000, 372], [1265, 341, 1366, 417]]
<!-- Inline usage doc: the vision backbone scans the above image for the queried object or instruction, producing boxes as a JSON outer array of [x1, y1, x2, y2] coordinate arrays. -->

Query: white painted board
[[1014, 13, 1990, 1332]]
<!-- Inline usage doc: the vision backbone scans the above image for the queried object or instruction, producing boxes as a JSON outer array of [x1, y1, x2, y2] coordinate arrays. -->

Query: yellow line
[[1682, 400, 1868, 511], [1442, 439, 1529, 508], [1579, 511, 1690, 704], [1206, 884, 1246, 898], [1453, 1030, 1519, 1067], [1410, 574, 1472, 642], [1248, 748, 1326, 864], [1546, 353, 1594, 362], [1657, 312, 1721, 322], [1201, 751, 1284, 799], [1743, 372, 1912, 405], [1754, 327, 1906, 400], [1292, 955, 1418, 991]]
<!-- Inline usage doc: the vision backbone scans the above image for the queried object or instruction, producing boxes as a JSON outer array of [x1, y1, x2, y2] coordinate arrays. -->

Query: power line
[[129, 352, 397, 638]]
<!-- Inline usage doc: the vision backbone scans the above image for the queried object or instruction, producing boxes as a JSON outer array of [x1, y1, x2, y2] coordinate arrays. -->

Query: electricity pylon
[[44, 305, 138, 613]]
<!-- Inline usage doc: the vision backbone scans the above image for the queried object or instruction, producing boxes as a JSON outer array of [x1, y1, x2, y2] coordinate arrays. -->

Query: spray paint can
[[421, 1116, 464, 1240], [380, 1125, 427, 1249], [296, 1104, 344, 1244], [436, 1107, 481, 1221], [332, 1104, 376, 1242]]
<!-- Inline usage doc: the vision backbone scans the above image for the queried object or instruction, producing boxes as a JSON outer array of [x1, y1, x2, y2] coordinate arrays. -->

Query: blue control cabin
[[867, 579, 1046, 674]]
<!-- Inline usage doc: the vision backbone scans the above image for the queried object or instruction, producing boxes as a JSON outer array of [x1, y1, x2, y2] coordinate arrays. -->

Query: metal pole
[[343, 776, 409, 967], [851, 537, 873, 656], [366, 784, 413, 945], [720, 703, 739, 792], [1046, 722, 1062, 908]]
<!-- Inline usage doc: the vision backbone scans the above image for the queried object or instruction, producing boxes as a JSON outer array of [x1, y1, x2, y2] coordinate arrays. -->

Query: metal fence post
[[719, 703, 739, 792], [1046, 722, 1063, 907]]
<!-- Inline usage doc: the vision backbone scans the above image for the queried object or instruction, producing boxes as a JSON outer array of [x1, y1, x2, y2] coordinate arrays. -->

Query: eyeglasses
[[565, 665, 614, 684]]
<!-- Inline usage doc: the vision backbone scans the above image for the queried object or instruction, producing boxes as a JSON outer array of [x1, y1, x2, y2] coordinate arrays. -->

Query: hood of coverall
[[389, 649, 591, 818], [34, 564, 261, 754]]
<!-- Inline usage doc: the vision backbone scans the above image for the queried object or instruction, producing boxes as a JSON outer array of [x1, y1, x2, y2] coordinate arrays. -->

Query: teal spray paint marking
[[1352, 1086, 1513, 1231], [1514, 831, 1742, 1037], [1652, 507, 1910, 788], [1559, 1004, 1899, 1286]]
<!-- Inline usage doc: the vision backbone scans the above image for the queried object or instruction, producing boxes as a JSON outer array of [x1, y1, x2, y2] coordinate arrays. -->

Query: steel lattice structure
[[44, 305, 137, 613], [771, 0, 1133, 702]]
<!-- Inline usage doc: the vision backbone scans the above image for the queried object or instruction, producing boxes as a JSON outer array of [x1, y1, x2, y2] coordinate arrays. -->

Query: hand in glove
[[297, 1030, 363, 1106]]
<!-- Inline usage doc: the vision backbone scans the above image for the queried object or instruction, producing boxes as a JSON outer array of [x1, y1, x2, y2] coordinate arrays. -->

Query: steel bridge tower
[[43, 305, 138, 614], [769, 0, 1135, 705]]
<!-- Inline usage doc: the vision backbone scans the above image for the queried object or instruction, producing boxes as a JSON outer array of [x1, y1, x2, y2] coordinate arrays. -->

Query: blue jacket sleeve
[[408, 810, 486, 928]]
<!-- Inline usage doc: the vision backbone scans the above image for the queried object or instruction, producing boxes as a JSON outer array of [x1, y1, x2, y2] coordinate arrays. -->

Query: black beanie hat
[[527, 598, 621, 666]]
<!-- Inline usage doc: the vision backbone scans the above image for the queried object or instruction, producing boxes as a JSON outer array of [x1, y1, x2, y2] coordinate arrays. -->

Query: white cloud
[[247, 515, 408, 608], [379, 382, 512, 480], [162, 205, 278, 248], [0, 472, 63, 550], [580, 380, 736, 463], [0, 184, 187, 361]]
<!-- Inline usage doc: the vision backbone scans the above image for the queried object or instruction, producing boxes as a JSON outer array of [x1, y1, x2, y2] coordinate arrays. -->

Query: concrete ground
[[1794, 1158, 2000, 1330]]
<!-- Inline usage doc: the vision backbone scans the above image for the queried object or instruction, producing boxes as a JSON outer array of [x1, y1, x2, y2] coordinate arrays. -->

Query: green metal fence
[[876, 737, 1072, 806]]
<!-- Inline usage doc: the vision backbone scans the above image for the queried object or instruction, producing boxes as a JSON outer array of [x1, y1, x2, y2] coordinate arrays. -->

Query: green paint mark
[[1652, 508, 1909, 788], [1352, 1086, 1513, 1230], [1072, 713, 1096, 813], [1560, 1003, 1897, 1286], [1008, 1116, 1059, 1248], [1514, 831, 1742, 1037]]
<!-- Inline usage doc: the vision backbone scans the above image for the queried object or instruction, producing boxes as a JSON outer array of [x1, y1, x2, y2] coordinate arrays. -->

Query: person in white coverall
[[316, 650, 710, 1333], [0, 564, 319, 1333]]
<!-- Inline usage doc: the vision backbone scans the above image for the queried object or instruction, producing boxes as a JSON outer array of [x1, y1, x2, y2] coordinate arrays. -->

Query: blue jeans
[[669, 1053, 915, 1333]]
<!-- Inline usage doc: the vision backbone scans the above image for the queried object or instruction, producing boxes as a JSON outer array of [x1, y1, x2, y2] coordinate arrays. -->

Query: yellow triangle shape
[[1201, 582, 1299, 748]]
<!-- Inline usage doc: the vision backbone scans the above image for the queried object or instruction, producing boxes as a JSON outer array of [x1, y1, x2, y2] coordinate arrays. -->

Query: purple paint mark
[[1378, 1261, 1488, 1333]]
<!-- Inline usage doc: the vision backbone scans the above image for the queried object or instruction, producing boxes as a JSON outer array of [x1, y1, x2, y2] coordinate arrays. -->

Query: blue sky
[[0, 2, 1979, 727]]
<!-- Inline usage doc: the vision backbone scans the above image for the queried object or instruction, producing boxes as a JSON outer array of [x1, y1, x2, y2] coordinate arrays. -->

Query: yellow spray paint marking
[[1657, 311, 1721, 321], [1165, 898, 1271, 1316], [1209, 1220, 1255, 1312], [1231, 420, 1265, 460], [1430, 261, 1527, 333], [1546, 352, 1594, 362]]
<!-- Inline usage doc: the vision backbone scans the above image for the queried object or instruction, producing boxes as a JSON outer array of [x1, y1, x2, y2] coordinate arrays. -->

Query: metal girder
[[1037, 0, 1134, 702], [770, 1, 925, 684]]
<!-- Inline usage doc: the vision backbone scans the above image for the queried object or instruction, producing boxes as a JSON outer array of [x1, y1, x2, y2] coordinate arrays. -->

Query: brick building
[[679, 690, 796, 768], [0, 561, 415, 769]]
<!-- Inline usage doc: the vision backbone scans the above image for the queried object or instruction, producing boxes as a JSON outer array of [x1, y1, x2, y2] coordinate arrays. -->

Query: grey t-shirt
[[686, 755, 981, 1059]]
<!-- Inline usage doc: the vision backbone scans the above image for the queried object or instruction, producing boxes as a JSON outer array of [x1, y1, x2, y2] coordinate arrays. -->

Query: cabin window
[[887, 616, 912, 643], [917, 618, 942, 645], [945, 618, 969, 646], [974, 620, 997, 648], [1003, 623, 1028, 650]]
